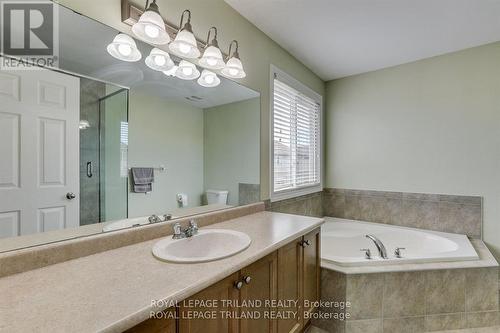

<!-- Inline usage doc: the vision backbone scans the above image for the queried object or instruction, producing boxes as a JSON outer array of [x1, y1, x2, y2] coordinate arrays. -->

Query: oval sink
[[152, 229, 251, 263]]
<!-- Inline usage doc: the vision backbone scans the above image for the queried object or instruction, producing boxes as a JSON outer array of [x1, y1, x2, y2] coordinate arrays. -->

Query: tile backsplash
[[323, 188, 482, 238]]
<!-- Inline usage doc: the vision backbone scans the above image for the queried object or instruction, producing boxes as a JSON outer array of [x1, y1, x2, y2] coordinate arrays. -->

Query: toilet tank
[[206, 189, 229, 204]]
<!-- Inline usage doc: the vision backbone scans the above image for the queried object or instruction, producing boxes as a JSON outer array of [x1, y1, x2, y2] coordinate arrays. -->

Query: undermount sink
[[152, 229, 252, 263]]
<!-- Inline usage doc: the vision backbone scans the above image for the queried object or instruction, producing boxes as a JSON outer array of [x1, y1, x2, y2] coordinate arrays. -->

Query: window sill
[[270, 185, 323, 203]]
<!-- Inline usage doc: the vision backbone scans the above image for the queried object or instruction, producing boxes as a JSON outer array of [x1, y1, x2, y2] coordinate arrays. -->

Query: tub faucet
[[365, 234, 388, 259]]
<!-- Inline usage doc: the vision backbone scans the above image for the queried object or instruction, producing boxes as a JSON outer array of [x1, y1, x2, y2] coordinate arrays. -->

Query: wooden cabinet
[[128, 228, 320, 333], [125, 308, 176, 333], [301, 228, 321, 328], [277, 238, 302, 333], [179, 273, 239, 333], [239, 252, 278, 333]]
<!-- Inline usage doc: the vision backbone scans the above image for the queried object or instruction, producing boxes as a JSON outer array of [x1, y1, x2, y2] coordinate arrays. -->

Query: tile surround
[[238, 183, 261, 205], [323, 188, 482, 238], [265, 191, 323, 217], [313, 267, 499, 333]]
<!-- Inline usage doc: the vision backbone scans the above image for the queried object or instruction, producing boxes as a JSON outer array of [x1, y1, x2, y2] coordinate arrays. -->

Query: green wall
[[57, 0, 325, 200], [127, 90, 204, 217], [325, 42, 500, 258], [203, 98, 260, 205]]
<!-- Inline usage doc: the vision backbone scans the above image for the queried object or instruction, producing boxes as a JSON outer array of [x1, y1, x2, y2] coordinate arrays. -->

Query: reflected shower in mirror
[[0, 3, 260, 252]]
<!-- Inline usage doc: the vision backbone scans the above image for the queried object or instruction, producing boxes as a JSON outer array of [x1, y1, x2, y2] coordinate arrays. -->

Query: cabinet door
[[179, 273, 239, 333], [302, 228, 320, 326], [125, 308, 176, 333], [239, 252, 278, 333], [277, 238, 303, 333]]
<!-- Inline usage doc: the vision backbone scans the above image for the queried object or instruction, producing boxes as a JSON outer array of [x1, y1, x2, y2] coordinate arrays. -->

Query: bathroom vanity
[[127, 227, 320, 333], [0, 210, 323, 332]]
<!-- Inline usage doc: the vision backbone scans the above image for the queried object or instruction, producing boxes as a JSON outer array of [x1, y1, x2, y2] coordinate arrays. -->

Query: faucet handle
[[360, 248, 372, 259], [189, 219, 198, 231], [173, 222, 182, 236], [394, 247, 406, 258], [148, 214, 159, 223]]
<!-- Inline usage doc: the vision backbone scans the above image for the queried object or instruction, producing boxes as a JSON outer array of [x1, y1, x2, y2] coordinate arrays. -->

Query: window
[[271, 66, 322, 201]]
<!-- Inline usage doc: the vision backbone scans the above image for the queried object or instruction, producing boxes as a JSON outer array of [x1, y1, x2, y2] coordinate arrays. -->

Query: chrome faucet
[[172, 220, 199, 239], [148, 214, 173, 224], [148, 214, 161, 224], [365, 234, 388, 259]]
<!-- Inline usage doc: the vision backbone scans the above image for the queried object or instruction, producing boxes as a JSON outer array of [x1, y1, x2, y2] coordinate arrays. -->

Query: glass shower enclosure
[[79, 79, 128, 226]]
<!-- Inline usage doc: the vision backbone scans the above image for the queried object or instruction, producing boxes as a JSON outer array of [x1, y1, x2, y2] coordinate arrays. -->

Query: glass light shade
[[199, 45, 225, 70], [175, 60, 200, 80], [197, 70, 220, 88], [145, 48, 175, 71], [106, 34, 142, 62], [169, 30, 200, 59], [163, 65, 178, 77], [221, 56, 246, 78], [132, 10, 170, 45]]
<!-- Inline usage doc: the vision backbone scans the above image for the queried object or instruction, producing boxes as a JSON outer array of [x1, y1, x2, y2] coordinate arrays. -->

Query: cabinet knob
[[243, 276, 251, 284], [234, 281, 243, 290], [299, 239, 311, 247]]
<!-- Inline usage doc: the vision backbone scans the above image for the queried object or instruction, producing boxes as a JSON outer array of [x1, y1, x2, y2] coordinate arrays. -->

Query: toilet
[[206, 189, 229, 204]]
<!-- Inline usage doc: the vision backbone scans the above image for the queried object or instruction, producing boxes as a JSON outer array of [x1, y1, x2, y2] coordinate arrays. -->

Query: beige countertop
[[0, 211, 324, 333]]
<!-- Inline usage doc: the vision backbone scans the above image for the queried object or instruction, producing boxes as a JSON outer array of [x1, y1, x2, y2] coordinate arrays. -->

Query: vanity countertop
[[0, 211, 324, 333]]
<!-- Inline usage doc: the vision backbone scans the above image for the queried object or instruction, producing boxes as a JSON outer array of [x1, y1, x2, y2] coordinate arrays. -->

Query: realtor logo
[[1, 1, 59, 69]]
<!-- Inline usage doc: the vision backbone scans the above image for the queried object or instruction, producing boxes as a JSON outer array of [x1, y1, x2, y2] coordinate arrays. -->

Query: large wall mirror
[[0, 3, 260, 252]]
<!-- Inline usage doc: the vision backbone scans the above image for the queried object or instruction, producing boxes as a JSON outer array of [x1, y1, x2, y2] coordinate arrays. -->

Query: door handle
[[86, 161, 93, 178], [66, 192, 76, 200]]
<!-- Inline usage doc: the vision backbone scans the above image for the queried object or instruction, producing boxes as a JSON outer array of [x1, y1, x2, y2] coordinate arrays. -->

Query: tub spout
[[365, 234, 388, 259]]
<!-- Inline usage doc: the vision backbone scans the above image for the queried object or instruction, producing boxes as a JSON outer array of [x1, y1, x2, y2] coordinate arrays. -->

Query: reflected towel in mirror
[[131, 167, 154, 193]]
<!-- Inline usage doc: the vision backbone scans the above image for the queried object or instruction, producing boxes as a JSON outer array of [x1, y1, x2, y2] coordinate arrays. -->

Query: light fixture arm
[[206, 27, 218, 48], [227, 40, 240, 60], [144, 0, 160, 14], [178, 9, 193, 32]]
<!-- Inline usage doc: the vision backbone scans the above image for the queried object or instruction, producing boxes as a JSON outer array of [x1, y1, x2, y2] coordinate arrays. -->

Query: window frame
[[269, 65, 323, 202]]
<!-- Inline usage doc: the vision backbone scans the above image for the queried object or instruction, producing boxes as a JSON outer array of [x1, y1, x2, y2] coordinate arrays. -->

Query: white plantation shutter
[[272, 71, 321, 197]]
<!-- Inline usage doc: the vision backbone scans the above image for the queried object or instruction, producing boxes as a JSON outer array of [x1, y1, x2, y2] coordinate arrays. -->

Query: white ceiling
[[225, 0, 500, 80]]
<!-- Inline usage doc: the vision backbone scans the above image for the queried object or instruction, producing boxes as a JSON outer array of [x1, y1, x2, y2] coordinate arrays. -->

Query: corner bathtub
[[322, 218, 479, 267]]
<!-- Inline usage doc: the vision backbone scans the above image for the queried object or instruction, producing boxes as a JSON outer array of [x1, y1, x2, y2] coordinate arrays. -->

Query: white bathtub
[[322, 218, 479, 267]]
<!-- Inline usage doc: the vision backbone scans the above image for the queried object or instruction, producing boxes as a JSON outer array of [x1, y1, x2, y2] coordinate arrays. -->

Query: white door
[[0, 67, 80, 238]]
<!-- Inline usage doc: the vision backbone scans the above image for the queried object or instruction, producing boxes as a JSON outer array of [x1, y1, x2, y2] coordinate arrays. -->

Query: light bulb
[[144, 24, 160, 38], [206, 58, 217, 67], [198, 69, 220, 87], [118, 44, 132, 56], [229, 68, 238, 76], [154, 55, 166, 66], [179, 43, 191, 54], [182, 67, 193, 76], [204, 74, 215, 84]]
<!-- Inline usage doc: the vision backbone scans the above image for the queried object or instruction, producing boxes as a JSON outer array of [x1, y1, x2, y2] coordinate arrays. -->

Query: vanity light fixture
[[221, 40, 246, 79], [169, 10, 200, 59], [199, 27, 225, 70], [145, 48, 175, 71], [163, 65, 178, 77], [131, 0, 170, 45], [176, 60, 200, 80], [106, 33, 142, 62], [197, 69, 220, 87]]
